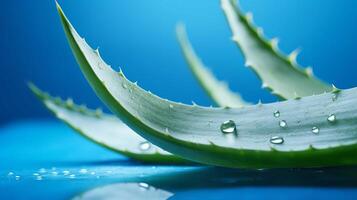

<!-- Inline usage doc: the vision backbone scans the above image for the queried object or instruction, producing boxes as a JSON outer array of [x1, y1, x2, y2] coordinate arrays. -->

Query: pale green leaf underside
[[57, 3, 357, 168], [221, 0, 333, 99], [29, 83, 188, 164], [176, 24, 249, 108], [72, 183, 173, 200]]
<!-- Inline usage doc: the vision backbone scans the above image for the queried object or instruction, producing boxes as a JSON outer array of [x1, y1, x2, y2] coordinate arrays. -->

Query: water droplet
[[279, 120, 287, 128], [69, 174, 76, 179], [312, 127, 319, 134], [35, 176, 43, 181], [138, 182, 150, 190], [270, 136, 284, 144], [139, 141, 151, 151], [332, 94, 338, 101], [220, 120, 237, 134], [51, 171, 58, 176], [63, 170, 70, 175], [79, 169, 88, 174], [327, 114, 336, 123], [15, 176, 20, 180], [39, 168, 46, 173], [7, 172, 14, 176], [122, 83, 128, 89], [273, 110, 280, 118], [33, 173, 40, 176]]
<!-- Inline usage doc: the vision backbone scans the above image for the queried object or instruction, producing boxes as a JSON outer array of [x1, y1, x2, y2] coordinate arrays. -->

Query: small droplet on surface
[[165, 127, 169, 133], [8, 172, 14, 176], [273, 110, 280, 118], [33, 173, 40, 176], [15, 176, 20, 181], [69, 174, 76, 179], [279, 120, 287, 128], [39, 168, 46, 173], [35, 176, 43, 181], [270, 136, 284, 144], [51, 171, 58, 176], [139, 141, 151, 151], [138, 182, 150, 190], [327, 114, 336, 123], [312, 127, 320, 134], [79, 169, 88, 174], [220, 120, 237, 134], [63, 170, 70, 175]]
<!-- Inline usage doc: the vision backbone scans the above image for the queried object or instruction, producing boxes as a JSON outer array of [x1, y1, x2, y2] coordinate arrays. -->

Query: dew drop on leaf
[[270, 136, 284, 144], [273, 110, 280, 118], [279, 120, 287, 128], [139, 141, 151, 151], [327, 114, 336, 123], [138, 182, 150, 190], [220, 120, 237, 134], [312, 126, 320, 134]]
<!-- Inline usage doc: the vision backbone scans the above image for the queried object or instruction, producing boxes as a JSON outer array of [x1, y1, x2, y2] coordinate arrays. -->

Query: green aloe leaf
[[176, 24, 249, 108], [57, 2, 357, 168], [29, 83, 188, 164], [221, 0, 333, 99]]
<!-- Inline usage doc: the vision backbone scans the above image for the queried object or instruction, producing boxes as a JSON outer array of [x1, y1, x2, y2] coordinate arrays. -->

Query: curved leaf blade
[[57, 2, 357, 168], [29, 83, 188, 164], [176, 24, 249, 108], [221, 0, 333, 99]]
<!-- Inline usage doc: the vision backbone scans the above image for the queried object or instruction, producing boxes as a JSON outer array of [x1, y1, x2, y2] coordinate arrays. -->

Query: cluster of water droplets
[[219, 106, 338, 146], [4, 167, 103, 181]]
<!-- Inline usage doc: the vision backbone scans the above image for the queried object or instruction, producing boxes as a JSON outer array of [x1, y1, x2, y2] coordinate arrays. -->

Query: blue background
[[1, 0, 356, 124]]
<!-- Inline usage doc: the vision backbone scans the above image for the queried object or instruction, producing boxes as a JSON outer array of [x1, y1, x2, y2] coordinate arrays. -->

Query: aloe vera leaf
[[28, 83, 188, 164], [176, 24, 249, 108], [221, 0, 333, 99], [57, 2, 357, 168], [72, 183, 173, 200]]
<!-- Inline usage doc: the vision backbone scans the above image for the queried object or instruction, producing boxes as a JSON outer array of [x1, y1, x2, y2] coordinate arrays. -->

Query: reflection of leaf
[[176, 23, 249, 108], [73, 183, 173, 200], [221, 0, 332, 99], [29, 83, 188, 164], [57, 2, 357, 168]]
